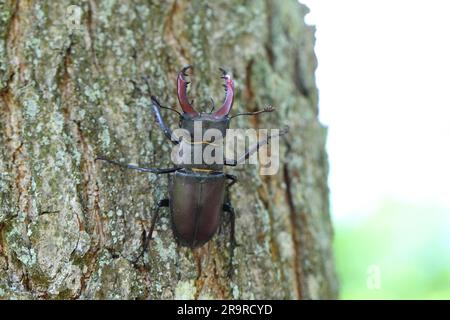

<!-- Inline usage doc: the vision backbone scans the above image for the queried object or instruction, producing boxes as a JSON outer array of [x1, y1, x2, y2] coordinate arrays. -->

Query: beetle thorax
[[179, 114, 229, 141], [172, 114, 229, 172]]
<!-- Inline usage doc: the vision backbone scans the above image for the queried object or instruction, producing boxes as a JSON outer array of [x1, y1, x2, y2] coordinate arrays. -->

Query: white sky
[[300, 0, 450, 220]]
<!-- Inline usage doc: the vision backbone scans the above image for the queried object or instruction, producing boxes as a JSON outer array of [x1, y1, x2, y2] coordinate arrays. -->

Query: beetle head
[[176, 66, 234, 141]]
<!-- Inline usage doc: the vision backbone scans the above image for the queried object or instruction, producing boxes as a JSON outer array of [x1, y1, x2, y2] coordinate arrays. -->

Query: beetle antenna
[[159, 105, 182, 116], [142, 76, 182, 116], [230, 105, 275, 119]]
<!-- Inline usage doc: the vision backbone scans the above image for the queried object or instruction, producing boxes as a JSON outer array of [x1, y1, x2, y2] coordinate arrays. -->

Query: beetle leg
[[224, 126, 289, 166], [150, 96, 181, 145], [96, 157, 180, 174], [226, 174, 238, 188], [223, 202, 238, 277], [134, 198, 169, 265]]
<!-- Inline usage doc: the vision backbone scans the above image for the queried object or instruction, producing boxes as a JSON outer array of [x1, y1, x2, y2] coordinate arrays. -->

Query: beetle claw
[[212, 67, 235, 118], [181, 65, 192, 77], [177, 65, 198, 115], [219, 67, 227, 75], [219, 67, 230, 80]]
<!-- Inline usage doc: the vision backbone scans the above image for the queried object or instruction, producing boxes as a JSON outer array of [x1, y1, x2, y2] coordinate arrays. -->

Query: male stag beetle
[[96, 66, 288, 269]]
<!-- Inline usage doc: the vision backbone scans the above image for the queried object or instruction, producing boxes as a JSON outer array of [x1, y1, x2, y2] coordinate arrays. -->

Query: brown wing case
[[170, 171, 226, 248]]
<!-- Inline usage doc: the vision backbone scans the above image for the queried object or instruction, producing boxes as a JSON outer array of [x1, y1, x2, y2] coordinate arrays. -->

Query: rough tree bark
[[0, 0, 338, 299]]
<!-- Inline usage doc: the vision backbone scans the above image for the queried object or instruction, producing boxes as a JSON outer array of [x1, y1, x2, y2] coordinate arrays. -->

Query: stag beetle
[[97, 66, 287, 268]]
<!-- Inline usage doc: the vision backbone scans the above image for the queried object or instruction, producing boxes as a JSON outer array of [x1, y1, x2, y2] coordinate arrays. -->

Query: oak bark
[[0, 0, 338, 299]]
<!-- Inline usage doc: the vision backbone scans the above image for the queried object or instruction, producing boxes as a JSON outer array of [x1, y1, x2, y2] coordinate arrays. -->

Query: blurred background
[[301, 0, 450, 299]]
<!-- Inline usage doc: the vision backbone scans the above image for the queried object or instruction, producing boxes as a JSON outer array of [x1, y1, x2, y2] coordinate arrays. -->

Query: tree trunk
[[0, 0, 338, 299]]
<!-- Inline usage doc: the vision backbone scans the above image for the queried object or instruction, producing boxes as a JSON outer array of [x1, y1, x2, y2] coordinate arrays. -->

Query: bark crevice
[[283, 164, 304, 299]]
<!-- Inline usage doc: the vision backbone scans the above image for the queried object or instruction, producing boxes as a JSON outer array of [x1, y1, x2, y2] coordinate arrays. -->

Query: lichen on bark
[[0, 0, 337, 299]]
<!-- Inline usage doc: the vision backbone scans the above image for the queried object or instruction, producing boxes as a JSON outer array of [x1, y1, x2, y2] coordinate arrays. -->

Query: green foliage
[[335, 199, 450, 299]]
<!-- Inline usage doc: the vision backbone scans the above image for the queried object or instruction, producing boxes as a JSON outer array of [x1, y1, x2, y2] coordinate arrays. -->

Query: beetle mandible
[[96, 66, 288, 269]]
